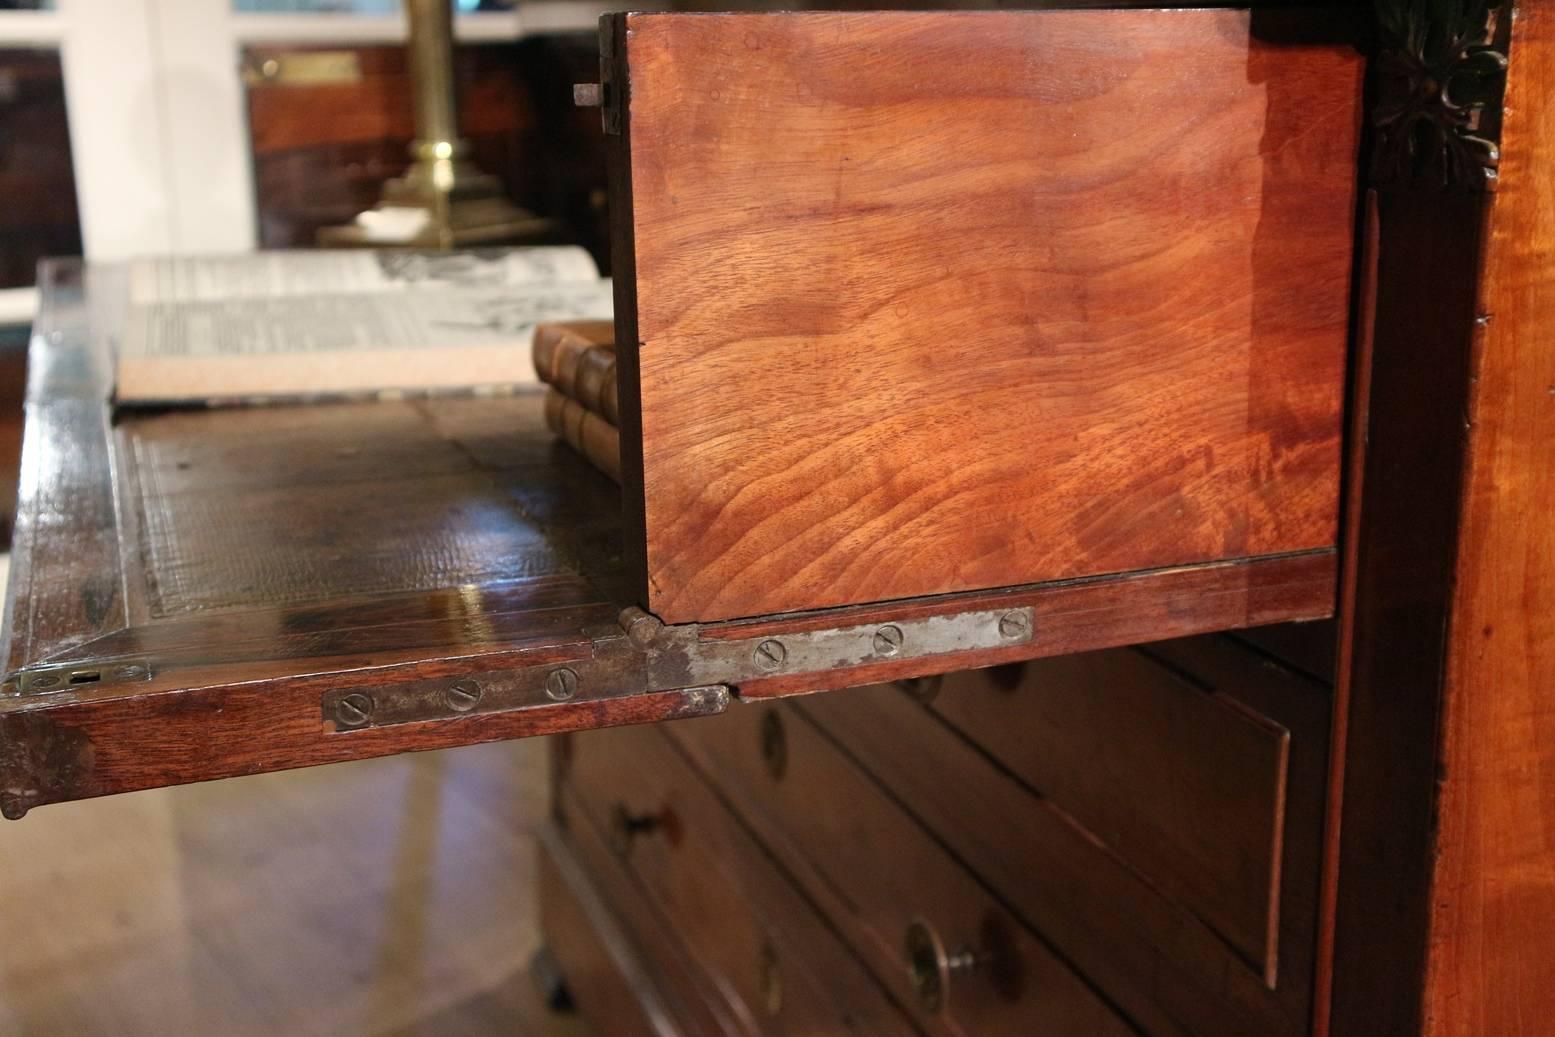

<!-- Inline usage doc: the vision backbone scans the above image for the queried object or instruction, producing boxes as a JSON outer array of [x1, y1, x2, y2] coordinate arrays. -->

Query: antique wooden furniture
[[4, 1, 1552, 1034]]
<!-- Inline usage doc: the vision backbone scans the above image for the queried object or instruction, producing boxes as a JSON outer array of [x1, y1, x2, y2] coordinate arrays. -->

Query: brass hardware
[[444, 678, 482, 713], [998, 610, 1032, 640], [12, 658, 153, 696], [752, 640, 788, 673], [873, 625, 905, 656], [242, 51, 362, 87], [905, 918, 986, 1014], [759, 710, 787, 781], [545, 668, 579, 701], [609, 803, 663, 857], [334, 692, 374, 729], [758, 940, 783, 1017], [619, 606, 663, 647], [316, 0, 552, 247]]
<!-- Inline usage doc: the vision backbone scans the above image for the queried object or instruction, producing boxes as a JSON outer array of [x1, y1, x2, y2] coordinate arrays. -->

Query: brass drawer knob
[[904, 918, 987, 1014], [609, 803, 666, 857]]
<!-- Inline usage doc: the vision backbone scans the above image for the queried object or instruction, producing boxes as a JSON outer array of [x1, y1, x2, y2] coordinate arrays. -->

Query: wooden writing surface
[[612, 10, 1364, 623]]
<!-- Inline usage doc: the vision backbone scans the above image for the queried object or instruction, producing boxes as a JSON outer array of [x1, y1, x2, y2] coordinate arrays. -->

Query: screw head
[[753, 640, 787, 672], [30, 674, 60, 690], [335, 692, 374, 728], [873, 625, 905, 656], [545, 668, 579, 701], [998, 611, 1031, 640], [111, 664, 146, 681], [445, 678, 483, 713]]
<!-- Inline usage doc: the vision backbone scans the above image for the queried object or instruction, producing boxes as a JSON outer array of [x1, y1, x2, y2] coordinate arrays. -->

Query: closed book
[[544, 388, 621, 483], [532, 320, 618, 424]]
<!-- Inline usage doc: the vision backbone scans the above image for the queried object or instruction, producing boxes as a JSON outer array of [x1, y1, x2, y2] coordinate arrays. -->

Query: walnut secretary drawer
[[1, 6, 1362, 816], [666, 699, 1138, 1037], [798, 633, 1330, 1037], [560, 722, 916, 1036]]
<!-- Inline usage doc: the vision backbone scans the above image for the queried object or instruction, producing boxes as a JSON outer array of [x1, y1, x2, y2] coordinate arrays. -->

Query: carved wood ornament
[[1373, 0, 1512, 189]]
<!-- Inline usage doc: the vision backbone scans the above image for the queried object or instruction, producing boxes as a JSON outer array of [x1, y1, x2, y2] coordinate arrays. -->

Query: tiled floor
[[0, 552, 588, 1036]]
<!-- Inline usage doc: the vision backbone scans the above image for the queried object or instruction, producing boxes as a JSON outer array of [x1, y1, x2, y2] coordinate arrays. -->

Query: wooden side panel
[[618, 10, 1363, 622], [1424, 4, 1555, 1033]]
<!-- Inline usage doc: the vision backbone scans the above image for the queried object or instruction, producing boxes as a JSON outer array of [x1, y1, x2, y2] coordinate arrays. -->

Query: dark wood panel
[[798, 655, 1329, 1037], [564, 722, 917, 1036], [923, 646, 1292, 985], [611, 9, 1364, 622], [539, 825, 703, 1037], [0, 48, 83, 289], [666, 699, 1138, 1037]]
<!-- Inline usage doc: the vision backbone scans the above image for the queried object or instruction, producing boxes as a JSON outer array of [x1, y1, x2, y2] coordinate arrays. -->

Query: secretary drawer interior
[[3, 6, 1366, 816], [919, 641, 1316, 984], [797, 635, 1331, 1037], [666, 699, 1138, 1037], [562, 722, 916, 1037]]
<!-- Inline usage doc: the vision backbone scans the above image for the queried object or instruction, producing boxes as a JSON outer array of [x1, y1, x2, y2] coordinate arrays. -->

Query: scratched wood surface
[[613, 9, 1364, 623]]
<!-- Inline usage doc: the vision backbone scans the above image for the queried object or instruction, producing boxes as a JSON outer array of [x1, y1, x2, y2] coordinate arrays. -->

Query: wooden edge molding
[[0, 549, 1334, 815]]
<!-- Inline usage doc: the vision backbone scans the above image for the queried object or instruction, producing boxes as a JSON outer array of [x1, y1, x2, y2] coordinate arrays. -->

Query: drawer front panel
[[539, 830, 686, 1037], [923, 648, 1289, 980], [796, 638, 1329, 1037], [667, 699, 1138, 1037], [563, 722, 915, 1037]]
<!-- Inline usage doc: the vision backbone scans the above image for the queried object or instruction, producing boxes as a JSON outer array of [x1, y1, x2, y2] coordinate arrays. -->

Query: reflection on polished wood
[[0, 736, 588, 1037]]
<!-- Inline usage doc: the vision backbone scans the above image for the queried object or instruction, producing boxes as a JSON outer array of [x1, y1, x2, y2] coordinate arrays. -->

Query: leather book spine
[[544, 388, 621, 482]]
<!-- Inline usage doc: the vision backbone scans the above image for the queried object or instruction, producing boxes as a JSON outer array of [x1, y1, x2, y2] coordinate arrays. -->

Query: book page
[[122, 280, 613, 361], [127, 246, 601, 306]]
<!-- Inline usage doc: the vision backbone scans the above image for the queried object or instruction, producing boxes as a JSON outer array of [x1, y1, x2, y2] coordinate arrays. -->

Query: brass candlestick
[[320, 0, 553, 249]]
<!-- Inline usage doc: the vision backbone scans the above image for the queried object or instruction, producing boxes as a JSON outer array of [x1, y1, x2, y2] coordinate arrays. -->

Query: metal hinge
[[6, 658, 154, 697], [318, 603, 1034, 732]]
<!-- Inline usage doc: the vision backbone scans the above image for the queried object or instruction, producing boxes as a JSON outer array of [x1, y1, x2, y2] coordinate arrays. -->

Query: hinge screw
[[445, 678, 483, 713], [998, 611, 1031, 640], [30, 674, 60, 690], [873, 625, 905, 656], [111, 664, 146, 681], [335, 692, 374, 728], [546, 668, 580, 701], [753, 639, 788, 672]]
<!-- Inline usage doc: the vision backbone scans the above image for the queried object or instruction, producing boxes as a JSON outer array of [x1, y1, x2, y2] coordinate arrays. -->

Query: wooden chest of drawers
[[542, 625, 1333, 1037]]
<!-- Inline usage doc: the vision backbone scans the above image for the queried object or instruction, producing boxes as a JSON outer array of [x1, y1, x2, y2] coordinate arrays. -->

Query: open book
[[115, 247, 613, 403]]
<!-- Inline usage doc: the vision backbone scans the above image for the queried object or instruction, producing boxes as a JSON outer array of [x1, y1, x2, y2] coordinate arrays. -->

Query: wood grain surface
[[0, 261, 1338, 814], [563, 722, 918, 1036], [613, 10, 1364, 622], [1423, 4, 1555, 1033], [666, 700, 1139, 1037]]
